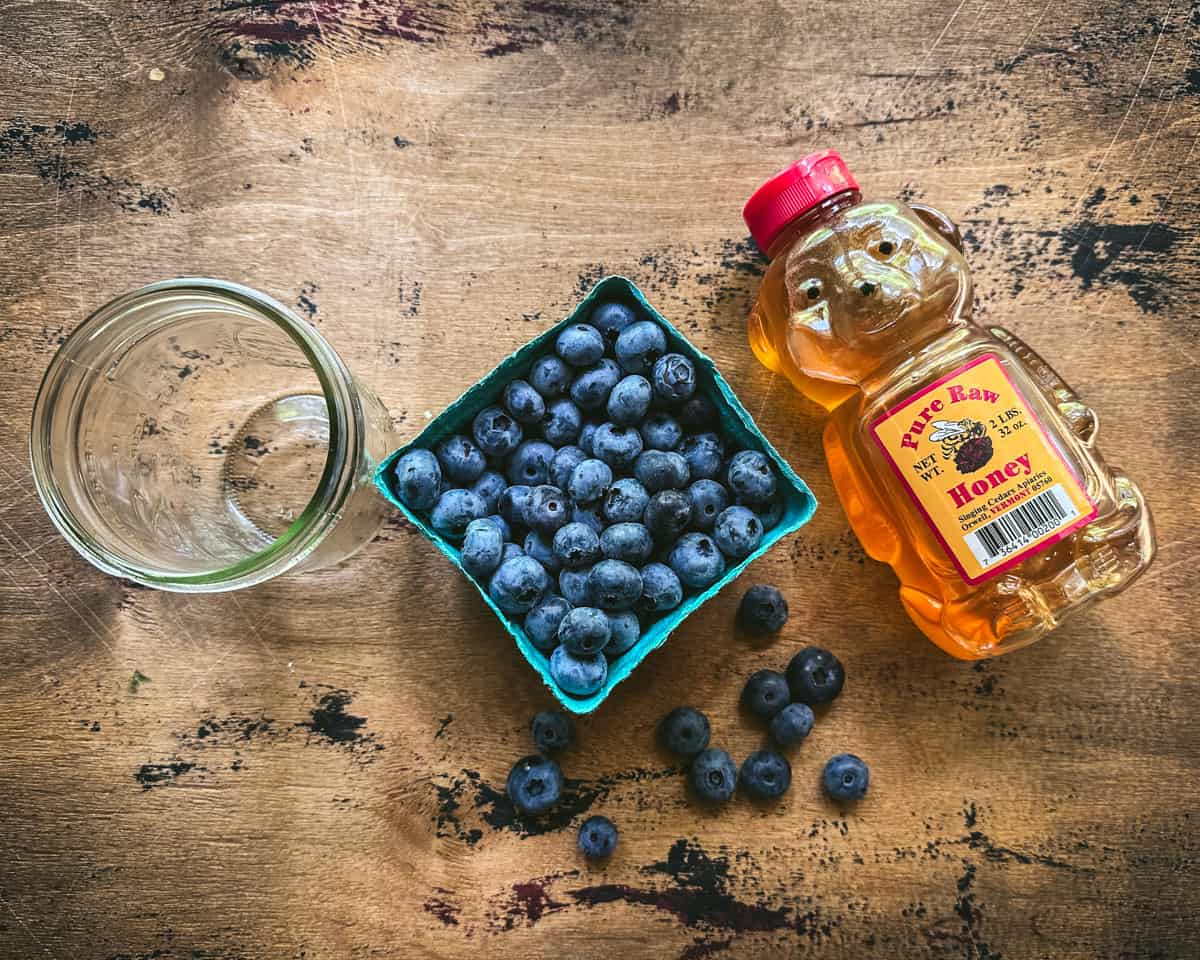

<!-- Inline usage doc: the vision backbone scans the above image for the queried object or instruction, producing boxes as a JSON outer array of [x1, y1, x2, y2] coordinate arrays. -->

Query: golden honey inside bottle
[[743, 151, 1155, 658]]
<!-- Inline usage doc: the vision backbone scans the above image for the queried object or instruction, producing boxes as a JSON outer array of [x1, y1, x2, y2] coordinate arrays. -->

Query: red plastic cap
[[743, 150, 859, 254]]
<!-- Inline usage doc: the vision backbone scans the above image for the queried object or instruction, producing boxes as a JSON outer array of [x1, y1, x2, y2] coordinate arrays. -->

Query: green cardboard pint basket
[[374, 276, 816, 714]]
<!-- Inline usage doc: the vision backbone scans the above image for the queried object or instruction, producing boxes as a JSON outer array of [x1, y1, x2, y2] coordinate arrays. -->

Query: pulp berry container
[[374, 276, 816, 713]]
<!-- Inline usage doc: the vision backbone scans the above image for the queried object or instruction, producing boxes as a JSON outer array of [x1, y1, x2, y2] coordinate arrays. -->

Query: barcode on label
[[964, 484, 1079, 566]]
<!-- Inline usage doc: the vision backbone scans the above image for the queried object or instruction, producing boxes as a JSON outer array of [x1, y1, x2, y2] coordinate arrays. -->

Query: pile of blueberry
[[391, 301, 785, 699]]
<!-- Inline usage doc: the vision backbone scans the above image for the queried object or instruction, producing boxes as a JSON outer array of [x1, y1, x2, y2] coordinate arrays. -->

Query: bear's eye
[[877, 240, 895, 256], [805, 283, 821, 301]]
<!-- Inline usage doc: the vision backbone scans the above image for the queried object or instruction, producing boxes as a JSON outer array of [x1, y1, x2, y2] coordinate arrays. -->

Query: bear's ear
[[911, 203, 963, 252]]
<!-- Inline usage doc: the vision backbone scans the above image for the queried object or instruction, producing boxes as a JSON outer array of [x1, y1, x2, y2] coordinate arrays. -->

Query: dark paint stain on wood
[[1060, 220, 1178, 313], [133, 760, 199, 790], [423, 888, 462, 926]]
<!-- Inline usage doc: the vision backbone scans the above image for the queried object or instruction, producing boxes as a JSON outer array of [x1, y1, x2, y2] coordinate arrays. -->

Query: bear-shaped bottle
[[743, 151, 1154, 658]]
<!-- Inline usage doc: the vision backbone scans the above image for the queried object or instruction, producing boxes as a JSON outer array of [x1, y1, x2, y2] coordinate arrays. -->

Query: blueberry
[[570, 358, 621, 412], [431, 488, 488, 540], [461, 517, 504, 578], [524, 484, 568, 537], [485, 513, 512, 542], [634, 450, 690, 493], [587, 559, 643, 611], [659, 706, 711, 757], [738, 584, 788, 633], [500, 542, 525, 564], [614, 320, 666, 375], [592, 422, 643, 470], [640, 412, 683, 451], [668, 532, 725, 590], [558, 606, 611, 655], [578, 815, 618, 859], [605, 611, 640, 656], [549, 645, 608, 697], [524, 530, 562, 573], [488, 556, 550, 614], [473, 406, 523, 458], [769, 703, 814, 748], [568, 458, 613, 505], [569, 502, 605, 535], [499, 484, 533, 528], [392, 449, 441, 511], [742, 669, 790, 719], [578, 421, 599, 457], [686, 479, 730, 532], [506, 754, 564, 815], [590, 301, 637, 347], [638, 562, 683, 614], [727, 449, 777, 505], [786, 647, 845, 706], [678, 394, 718, 430], [529, 355, 572, 398], [503, 379, 546, 425], [550, 445, 587, 490], [435, 434, 486, 485], [644, 490, 692, 543], [525, 595, 572, 652], [651, 353, 696, 402], [740, 750, 791, 800], [553, 522, 601, 569], [556, 323, 605, 367], [507, 440, 556, 485], [689, 748, 737, 803], [539, 398, 583, 446], [603, 477, 650, 524], [559, 566, 593, 606], [471, 470, 507, 514], [607, 375, 653, 425], [822, 754, 869, 802], [679, 433, 724, 481], [753, 495, 784, 532], [600, 522, 653, 565], [531, 710, 574, 752], [713, 505, 764, 560]]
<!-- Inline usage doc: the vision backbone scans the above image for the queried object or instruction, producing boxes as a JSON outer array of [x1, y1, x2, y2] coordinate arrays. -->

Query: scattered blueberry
[[578, 420, 599, 457], [587, 559, 643, 611], [488, 556, 550, 614], [614, 320, 666, 375], [738, 584, 788, 633], [634, 450, 690, 493], [638, 562, 683, 614], [523, 530, 562, 573], [651, 353, 696, 402], [556, 323, 605, 367], [550, 445, 587, 490], [713, 505, 764, 560], [559, 566, 593, 607], [507, 440, 556, 486], [640, 411, 683, 451], [727, 449, 777, 505], [500, 542, 525, 564], [541, 398, 583, 446], [553, 522, 602, 569], [529, 355, 572, 398], [503, 379, 546, 425], [644, 490, 692, 543], [473, 406, 523, 458], [549, 645, 608, 697], [603, 477, 650, 524], [590, 301, 636, 346], [668, 532, 725, 590], [753, 495, 785, 531], [569, 501, 605, 535], [822, 754, 869, 802], [499, 484, 533, 529], [506, 754, 564, 815], [607, 375, 653, 425], [531, 710, 574, 752], [605, 611, 640, 656], [578, 814, 618, 859], [461, 517, 504, 578], [558, 606, 611, 655], [600, 522, 653, 565], [740, 750, 791, 800], [435, 434, 487, 485], [431, 488, 487, 540], [769, 703, 814, 748], [678, 394, 718, 430], [393, 449, 441, 511], [525, 595, 572, 652], [592, 422, 643, 470], [485, 513, 512, 541], [568, 459, 613, 505], [471, 470, 507, 514], [659, 706, 711, 757], [679, 433, 724, 481], [787, 647, 845, 706], [523, 484, 568, 537], [686, 479, 730, 532], [689, 748, 737, 803], [742, 669, 790, 719], [570, 359, 621, 412]]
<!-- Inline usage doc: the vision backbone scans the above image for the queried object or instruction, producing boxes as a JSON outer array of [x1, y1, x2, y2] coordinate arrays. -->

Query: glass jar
[[30, 278, 398, 591]]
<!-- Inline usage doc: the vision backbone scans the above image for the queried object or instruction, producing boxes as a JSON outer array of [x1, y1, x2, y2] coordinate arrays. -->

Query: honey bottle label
[[870, 354, 1097, 584]]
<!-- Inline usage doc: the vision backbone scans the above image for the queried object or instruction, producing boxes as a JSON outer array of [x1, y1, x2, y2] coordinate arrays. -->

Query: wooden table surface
[[2, 2, 1198, 957]]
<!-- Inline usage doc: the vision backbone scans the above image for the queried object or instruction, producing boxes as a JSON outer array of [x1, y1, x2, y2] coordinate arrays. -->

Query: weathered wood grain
[[0, 1, 1197, 958]]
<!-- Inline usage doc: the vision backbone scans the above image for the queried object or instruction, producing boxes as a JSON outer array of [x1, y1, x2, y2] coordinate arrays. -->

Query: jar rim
[[29, 277, 364, 591]]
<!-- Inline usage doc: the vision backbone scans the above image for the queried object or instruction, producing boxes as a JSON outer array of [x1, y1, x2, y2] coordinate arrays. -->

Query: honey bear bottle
[[742, 151, 1155, 659]]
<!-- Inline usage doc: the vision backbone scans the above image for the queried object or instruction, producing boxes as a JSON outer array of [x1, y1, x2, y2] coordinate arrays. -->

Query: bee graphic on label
[[930, 418, 994, 474]]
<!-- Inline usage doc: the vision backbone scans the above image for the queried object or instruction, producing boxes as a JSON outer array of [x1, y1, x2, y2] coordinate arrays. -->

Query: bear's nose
[[859, 281, 877, 296]]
